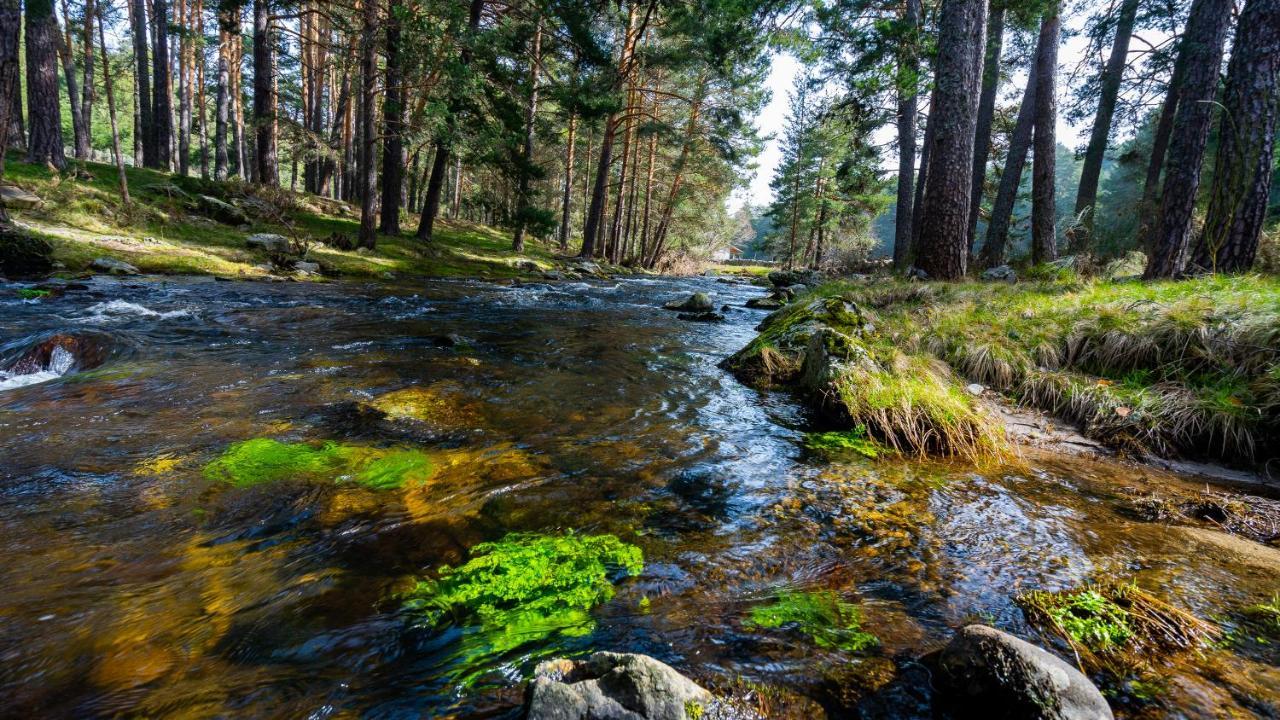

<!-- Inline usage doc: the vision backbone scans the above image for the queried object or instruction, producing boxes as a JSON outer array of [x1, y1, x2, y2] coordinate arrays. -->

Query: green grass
[[1020, 588, 1134, 652], [1245, 595, 1280, 635], [2, 153, 566, 280], [202, 437, 434, 490], [745, 590, 879, 652]]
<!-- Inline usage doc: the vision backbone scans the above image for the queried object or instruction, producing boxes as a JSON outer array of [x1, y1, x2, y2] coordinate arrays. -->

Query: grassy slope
[[2, 154, 565, 279], [728, 275, 1280, 466]]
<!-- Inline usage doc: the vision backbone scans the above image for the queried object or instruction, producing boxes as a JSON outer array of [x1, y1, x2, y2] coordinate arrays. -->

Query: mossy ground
[[745, 590, 878, 652], [202, 437, 434, 490], [728, 275, 1280, 466], [2, 154, 570, 280]]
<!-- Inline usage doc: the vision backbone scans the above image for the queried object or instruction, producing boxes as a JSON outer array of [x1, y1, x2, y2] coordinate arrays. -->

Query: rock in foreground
[[937, 625, 1112, 720], [526, 652, 712, 720]]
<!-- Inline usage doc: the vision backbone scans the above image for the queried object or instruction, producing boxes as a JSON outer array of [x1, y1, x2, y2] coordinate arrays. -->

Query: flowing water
[[0, 275, 1277, 719]]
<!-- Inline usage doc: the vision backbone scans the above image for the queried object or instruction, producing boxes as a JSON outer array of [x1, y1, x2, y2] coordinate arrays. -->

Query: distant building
[[711, 246, 743, 261]]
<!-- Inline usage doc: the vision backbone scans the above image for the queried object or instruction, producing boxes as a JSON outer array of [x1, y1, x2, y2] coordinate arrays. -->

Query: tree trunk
[[1071, 0, 1139, 252], [177, 0, 192, 176], [0, 0, 21, 189], [195, 0, 208, 179], [252, 0, 277, 184], [416, 0, 484, 242], [214, 0, 234, 180], [1190, 0, 1279, 273], [512, 16, 542, 252], [25, 0, 65, 169], [55, 0, 88, 161], [645, 82, 705, 268], [979, 65, 1036, 268], [129, 0, 155, 166], [966, 4, 1004, 257], [892, 0, 920, 269], [451, 155, 462, 218], [380, 0, 405, 235], [915, 0, 987, 280], [1144, 0, 1233, 278], [1030, 7, 1059, 265], [1138, 35, 1191, 244], [909, 85, 936, 261], [357, 0, 377, 248], [580, 113, 616, 257], [559, 112, 576, 249], [153, 0, 174, 170], [608, 83, 636, 262], [96, 1, 128, 203], [80, 0, 94, 155]]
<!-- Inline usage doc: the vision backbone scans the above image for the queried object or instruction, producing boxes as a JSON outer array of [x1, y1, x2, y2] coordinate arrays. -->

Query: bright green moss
[[806, 426, 881, 458], [202, 438, 433, 490], [746, 590, 879, 652], [1245, 595, 1280, 635], [402, 533, 642, 678], [16, 288, 51, 299], [1021, 589, 1134, 651]]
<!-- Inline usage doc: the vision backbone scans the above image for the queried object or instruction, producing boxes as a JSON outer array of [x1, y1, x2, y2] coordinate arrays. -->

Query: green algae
[[746, 590, 879, 652], [1021, 588, 1134, 651], [16, 288, 51, 299], [202, 438, 433, 490], [805, 426, 881, 459], [1245, 595, 1280, 635]]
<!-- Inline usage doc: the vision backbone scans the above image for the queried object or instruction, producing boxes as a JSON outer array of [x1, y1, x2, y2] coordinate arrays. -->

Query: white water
[[77, 300, 192, 324], [0, 346, 75, 391]]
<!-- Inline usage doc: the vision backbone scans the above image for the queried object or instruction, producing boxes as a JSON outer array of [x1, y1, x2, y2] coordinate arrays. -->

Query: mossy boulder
[[194, 194, 250, 225], [0, 229, 54, 278], [663, 292, 713, 312]]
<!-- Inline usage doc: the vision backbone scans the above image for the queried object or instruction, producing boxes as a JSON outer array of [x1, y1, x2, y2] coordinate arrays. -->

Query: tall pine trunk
[[1030, 7, 1059, 265], [129, 0, 155, 166], [153, 0, 174, 170], [380, 0, 405, 235], [978, 53, 1036, 268], [966, 4, 1004, 256], [558, 112, 577, 249], [214, 0, 235, 180], [915, 0, 987, 280], [252, 0, 277, 184], [177, 0, 193, 175], [357, 0, 377, 248], [512, 17, 542, 252], [0, 0, 21, 188], [1071, 0, 1139, 252], [580, 113, 616, 257], [1145, 0, 1232, 278], [25, 0, 65, 169], [892, 0, 920, 269], [96, 1, 128, 203], [55, 0, 88, 161], [1190, 0, 1279, 273], [80, 0, 94, 156]]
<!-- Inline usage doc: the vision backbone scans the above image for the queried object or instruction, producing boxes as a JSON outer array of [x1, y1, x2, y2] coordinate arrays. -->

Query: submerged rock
[[0, 229, 54, 277], [936, 624, 1113, 719], [663, 292, 713, 312], [90, 257, 140, 275], [525, 652, 712, 720]]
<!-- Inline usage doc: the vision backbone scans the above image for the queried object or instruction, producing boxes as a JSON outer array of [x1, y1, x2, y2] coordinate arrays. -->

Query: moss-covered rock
[[202, 438, 434, 490], [0, 229, 54, 277]]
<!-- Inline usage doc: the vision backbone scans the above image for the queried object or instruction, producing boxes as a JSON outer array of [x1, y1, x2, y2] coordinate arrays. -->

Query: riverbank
[[0, 155, 613, 281]]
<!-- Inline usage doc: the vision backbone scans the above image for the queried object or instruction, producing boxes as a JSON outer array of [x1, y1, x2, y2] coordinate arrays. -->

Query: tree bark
[[1138, 32, 1191, 244], [1144, 0, 1232, 278], [909, 85, 936, 262], [252, 0, 277, 184], [80, 0, 94, 155], [1030, 7, 1059, 265], [558, 112, 576, 249], [153, 0, 174, 169], [915, 0, 987, 280], [214, 0, 235, 180], [0, 0, 20, 189], [97, 1, 128, 203], [55, 0, 88, 161], [177, 0, 193, 175], [25, 0, 65, 169], [966, 4, 1004, 257], [129, 0, 155, 166], [892, 0, 920, 270], [416, 0, 484, 242], [357, 0, 378, 248], [1190, 0, 1279, 273], [512, 16, 542, 252], [380, 0, 405, 235], [1071, 0, 1139, 252], [979, 65, 1036, 268]]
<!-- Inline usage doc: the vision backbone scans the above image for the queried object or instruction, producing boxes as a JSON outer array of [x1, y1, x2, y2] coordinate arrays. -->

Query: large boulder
[[663, 292, 713, 312], [0, 229, 54, 277], [0, 185, 44, 210], [525, 652, 713, 720], [767, 268, 821, 288], [90, 257, 140, 275], [936, 625, 1113, 720], [195, 194, 250, 225], [246, 233, 293, 254]]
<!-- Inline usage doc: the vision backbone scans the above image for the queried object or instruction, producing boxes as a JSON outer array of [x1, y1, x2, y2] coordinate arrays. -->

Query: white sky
[[730, 18, 1099, 212]]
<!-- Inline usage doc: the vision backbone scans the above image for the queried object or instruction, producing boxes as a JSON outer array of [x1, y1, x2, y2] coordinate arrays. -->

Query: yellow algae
[[134, 453, 186, 476], [369, 383, 482, 430]]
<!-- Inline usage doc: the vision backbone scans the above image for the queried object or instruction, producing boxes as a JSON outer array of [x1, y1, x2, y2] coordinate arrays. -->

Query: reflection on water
[[0, 275, 1276, 718]]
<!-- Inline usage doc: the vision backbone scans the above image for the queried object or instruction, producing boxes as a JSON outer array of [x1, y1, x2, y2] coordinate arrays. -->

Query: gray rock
[[574, 260, 603, 275], [982, 265, 1017, 282], [676, 311, 725, 323], [937, 625, 1113, 720], [906, 266, 929, 281], [246, 233, 293, 254], [0, 185, 43, 210], [767, 268, 822, 288], [517, 260, 541, 273], [799, 327, 873, 398], [144, 182, 191, 200], [745, 297, 784, 310], [663, 292, 713, 312], [195, 194, 250, 225], [89, 257, 140, 275], [525, 652, 712, 720], [294, 260, 321, 275]]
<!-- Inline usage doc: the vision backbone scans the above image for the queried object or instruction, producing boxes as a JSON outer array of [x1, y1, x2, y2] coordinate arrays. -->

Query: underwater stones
[[937, 625, 1113, 720], [982, 265, 1017, 282], [0, 184, 43, 209], [525, 652, 712, 720], [90, 257, 140, 275], [0, 229, 54, 277], [663, 292, 713, 312]]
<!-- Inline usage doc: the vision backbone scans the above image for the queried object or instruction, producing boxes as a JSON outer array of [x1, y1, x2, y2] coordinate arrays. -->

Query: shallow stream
[[0, 275, 1276, 718]]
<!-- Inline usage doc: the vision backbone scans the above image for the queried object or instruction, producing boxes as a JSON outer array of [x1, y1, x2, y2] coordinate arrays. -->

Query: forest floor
[[1, 155, 585, 281]]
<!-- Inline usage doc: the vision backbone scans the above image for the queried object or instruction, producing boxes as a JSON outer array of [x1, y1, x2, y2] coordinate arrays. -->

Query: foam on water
[[78, 300, 193, 324], [0, 345, 75, 391]]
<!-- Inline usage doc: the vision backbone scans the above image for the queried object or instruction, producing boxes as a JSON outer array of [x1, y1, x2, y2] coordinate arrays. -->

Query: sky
[[729, 16, 1107, 213]]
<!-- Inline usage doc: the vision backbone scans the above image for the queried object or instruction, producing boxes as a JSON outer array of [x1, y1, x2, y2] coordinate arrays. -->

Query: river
[[1, 275, 1276, 718]]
